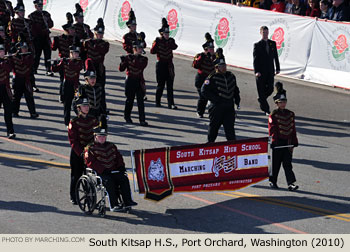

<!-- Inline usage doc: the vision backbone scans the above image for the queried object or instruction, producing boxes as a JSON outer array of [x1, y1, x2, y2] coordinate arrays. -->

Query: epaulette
[[84, 142, 94, 151], [285, 109, 294, 116], [86, 114, 97, 121], [193, 53, 201, 60], [271, 109, 278, 116]]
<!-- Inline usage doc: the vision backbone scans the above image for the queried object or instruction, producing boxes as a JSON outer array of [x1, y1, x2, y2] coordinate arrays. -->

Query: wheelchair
[[75, 168, 129, 217]]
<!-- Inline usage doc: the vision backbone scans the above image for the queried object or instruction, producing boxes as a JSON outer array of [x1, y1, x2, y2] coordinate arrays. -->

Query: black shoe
[[196, 112, 204, 118], [70, 199, 77, 205], [13, 113, 19, 118], [140, 121, 148, 127], [269, 182, 279, 189], [288, 183, 299, 191], [33, 87, 39, 92], [168, 104, 178, 110], [46, 71, 54, 77], [125, 118, 133, 124], [125, 201, 138, 207], [33, 70, 38, 74], [144, 96, 148, 101], [30, 113, 39, 119], [110, 205, 124, 212], [8, 133, 16, 139], [155, 103, 161, 107]]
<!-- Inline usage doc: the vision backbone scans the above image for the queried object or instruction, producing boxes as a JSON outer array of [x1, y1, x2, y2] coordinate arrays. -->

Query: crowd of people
[[209, 0, 350, 21]]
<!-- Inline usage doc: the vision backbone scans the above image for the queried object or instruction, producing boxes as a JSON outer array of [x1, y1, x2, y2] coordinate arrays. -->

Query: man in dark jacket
[[328, 0, 350, 21], [253, 26, 280, 115]]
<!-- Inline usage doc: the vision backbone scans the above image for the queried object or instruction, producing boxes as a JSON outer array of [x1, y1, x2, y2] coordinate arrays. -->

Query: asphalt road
[[0, 34, 349, 234]]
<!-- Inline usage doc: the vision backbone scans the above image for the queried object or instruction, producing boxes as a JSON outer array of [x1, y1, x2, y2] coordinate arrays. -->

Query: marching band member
[[0, 37, 15, 139], [11, 33, 39, 119], [201, 54, 240, 143], [52, 12, 75, 102], [119, 39, 148, 126], [84, 116, 137, 211], [29, 0, 54, 77], [83, 18, 109, 113], [268, 82, 299, 191], [76, 58, 106, 119], [192, 33, 217, 118], [150, 18, 178, 109], [52, 41, 83, 126], [68, 95, 98, 204]]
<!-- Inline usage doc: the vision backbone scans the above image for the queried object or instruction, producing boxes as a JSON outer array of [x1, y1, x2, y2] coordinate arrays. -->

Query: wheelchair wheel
[[76, 175, 97, 215]]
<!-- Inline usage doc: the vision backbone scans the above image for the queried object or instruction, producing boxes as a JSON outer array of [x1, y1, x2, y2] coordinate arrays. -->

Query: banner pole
[[130, 150, 138, 193], [268, 136, 272, 176]]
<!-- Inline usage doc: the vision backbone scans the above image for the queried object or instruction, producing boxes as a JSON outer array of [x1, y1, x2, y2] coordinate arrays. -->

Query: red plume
[[85, 58, 95, 72]]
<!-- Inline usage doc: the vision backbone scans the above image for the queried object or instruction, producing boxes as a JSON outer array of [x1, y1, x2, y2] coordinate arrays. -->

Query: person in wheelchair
[[68, 95, 99, 204], [84, 118, 137, 211]]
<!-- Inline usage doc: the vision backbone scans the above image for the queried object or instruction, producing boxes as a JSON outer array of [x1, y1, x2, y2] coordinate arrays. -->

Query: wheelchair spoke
[[79, 195, 87, 201]]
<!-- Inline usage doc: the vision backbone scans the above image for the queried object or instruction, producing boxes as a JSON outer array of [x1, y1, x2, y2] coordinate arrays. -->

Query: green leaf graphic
[[169, 23, 179, 38], [277, 42, 285, 57], [118, 10, 127, 29], [214, 26, 229, 48], [332, 46, 346, 61]]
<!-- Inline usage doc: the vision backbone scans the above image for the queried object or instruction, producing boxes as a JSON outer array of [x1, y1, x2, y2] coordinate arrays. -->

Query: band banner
[[133, 137, 269, 201]]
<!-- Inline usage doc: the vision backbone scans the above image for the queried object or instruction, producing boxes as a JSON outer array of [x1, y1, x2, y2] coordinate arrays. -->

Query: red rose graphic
[[217, 18, 229, 40], [167, 9, 178, 31], [43, 0, 47, 5], [334, 34, 348, 54], [80, 0, 89, 12], [271, 27, 285, 50], [121, 1, 131, 21]]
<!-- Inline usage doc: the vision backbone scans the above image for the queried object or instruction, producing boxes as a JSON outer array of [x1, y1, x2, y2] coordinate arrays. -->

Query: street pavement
[[0, 34, 349, 234]]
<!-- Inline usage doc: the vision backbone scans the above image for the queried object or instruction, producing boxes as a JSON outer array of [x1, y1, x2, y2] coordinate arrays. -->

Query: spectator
[[271, 0, 286, 12], [259, 0, 273, 9], [291, 0, 307, 15], [320, 0, 331, 18], [285, 0, 294, 13], [306, 0, 322, 17], [328, 0, 350, 21]]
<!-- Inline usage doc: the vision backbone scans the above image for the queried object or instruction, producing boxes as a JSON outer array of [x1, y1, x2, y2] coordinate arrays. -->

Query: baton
[[4, 52, 32, 57], [47, 57, 81, 62], [273, 145, 294, 149], [116, 51, 146, 58]]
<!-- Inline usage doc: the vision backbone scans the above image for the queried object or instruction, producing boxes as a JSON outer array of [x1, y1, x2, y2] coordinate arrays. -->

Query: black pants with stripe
[[269, 147, 296, 185], [124, 77, 146, 122], [208, 103, 236, 143], [70, 149, 85, 202], [155, 61, 175, 107], [0, 85, 14, 135]]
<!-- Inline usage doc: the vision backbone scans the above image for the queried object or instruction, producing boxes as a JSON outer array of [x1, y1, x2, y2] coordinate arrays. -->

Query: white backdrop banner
[[8, 0, 350, 89], [303, 20, 350, 89], [103, 0, 315, 78]]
